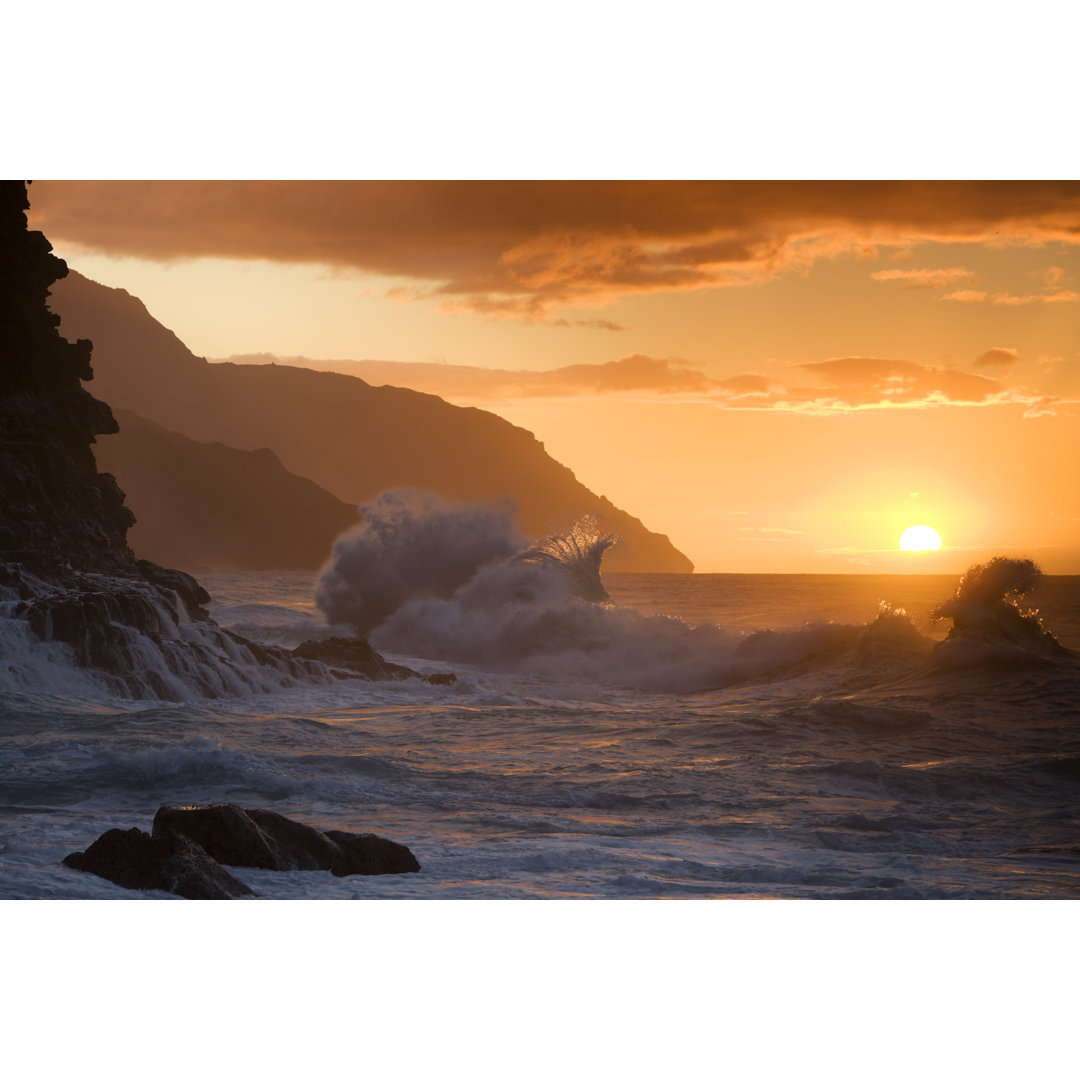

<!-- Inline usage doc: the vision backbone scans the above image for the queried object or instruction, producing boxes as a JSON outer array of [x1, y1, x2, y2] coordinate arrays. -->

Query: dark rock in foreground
[[63, 804, 421, 898], [292, 636, 456, 685], [154, 804, 422, 876], [63, 827, 256, 899]]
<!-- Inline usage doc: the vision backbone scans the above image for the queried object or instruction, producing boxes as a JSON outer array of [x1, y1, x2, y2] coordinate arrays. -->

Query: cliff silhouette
[[0, 184, 134, 576], [0, 181, 436, 696], [47, 271, 693, 573], [95, 410, 359, 570]]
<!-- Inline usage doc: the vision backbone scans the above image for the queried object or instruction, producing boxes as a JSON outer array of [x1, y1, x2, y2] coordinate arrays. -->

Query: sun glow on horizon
[[899, 525, 942, 552]]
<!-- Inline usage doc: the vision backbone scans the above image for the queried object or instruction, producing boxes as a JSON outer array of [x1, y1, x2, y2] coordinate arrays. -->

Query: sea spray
[[931, 556, 1070, 661], [369, 510, 740, 690], [315, 490, 522, 638], [364, 502, 953, 691], [0, 565, 334, 702], [510, 516, 616, 603]]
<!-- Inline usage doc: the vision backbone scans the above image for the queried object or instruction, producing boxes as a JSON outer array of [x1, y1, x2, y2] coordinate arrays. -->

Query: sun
[[899, 525, 942, 552]]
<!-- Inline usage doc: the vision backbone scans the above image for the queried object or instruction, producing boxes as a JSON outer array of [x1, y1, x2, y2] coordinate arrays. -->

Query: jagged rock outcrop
[[0, 181, 135, 577], [0, 181, 433, 699], [46, 269, 693, 573]]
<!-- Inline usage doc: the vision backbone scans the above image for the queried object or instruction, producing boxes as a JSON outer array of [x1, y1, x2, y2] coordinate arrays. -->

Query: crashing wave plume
[[511, 515, 616, 604]]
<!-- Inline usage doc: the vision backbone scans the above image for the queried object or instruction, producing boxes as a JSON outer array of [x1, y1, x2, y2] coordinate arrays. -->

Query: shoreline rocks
[[63, 827, 257, 900], [291, 635, 456, 684], [2, 181, 452, 699], [154, 804, 422, 876], [63, 803, 421, 899]]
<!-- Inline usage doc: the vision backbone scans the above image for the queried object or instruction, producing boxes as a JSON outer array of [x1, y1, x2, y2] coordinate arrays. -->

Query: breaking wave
[[930, 556, 1071, 667], [351, 499, 927, 691], [316, 490, 522, 638], [350, 499, 1075, 693], [4, 491, 1073, 703]]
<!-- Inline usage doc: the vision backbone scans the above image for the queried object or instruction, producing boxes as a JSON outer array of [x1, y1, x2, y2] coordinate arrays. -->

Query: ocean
[[3, 546, 1079, 901]]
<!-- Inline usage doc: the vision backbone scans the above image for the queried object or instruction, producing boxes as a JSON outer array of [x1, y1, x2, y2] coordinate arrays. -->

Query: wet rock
[[63, 826, 256, 899], [154, 803, 421, 876], [136, 559, 211, 621], [0, 180, 450, 700], [291, 635, 455, 684]]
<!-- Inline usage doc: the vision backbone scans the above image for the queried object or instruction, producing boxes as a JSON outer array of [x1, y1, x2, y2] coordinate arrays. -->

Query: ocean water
[[3, 538, 1079, 900]]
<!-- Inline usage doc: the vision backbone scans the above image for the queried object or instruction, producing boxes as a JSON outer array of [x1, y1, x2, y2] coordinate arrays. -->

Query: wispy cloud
[[870, 267, 975, 289], [1036, 266, 1066, 286], [736, 526, 803, 541], [1023, 395, 1061, 418], [974, 347, 1020, 370], [220, 351, 1065, 416], [941, 289, 989, 303], [991, 289, 1080, 305]]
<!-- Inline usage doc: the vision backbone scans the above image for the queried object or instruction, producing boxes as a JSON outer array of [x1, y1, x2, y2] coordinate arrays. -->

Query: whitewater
[[2, 502, 1079, 900]]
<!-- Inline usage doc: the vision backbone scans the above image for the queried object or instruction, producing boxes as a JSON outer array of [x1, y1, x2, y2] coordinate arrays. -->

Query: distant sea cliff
[[46, 270, 693, 573]]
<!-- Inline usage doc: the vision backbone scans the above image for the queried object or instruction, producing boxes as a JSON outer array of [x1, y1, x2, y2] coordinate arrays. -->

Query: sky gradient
[[29, 181, 1080, 573]]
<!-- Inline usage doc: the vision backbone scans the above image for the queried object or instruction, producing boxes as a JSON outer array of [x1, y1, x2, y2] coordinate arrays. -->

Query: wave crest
[[932, 556, 1069, 660], [316, 490, 522, 637]]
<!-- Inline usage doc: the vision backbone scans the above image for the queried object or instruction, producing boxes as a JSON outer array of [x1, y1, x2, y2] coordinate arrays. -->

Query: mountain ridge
[[94, 410, 361, 570], [48, 271, 693, 572]]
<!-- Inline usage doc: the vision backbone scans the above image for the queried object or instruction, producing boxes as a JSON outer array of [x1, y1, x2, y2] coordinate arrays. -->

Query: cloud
[[220, 351, 1058, 415], [974, 347, 1020, 370], [524, 354, 716, 396], [736, 527, 804, 540], [941, 289, 988, 303], [28, 180, 1080, 322], [991, 289, 1080, 305], [787, 357, 1006, 409], [573, 319, 626, 331], [870, 267, 975, 288], [221, 351, 735, 402], [1023, 396, 1061, 418]]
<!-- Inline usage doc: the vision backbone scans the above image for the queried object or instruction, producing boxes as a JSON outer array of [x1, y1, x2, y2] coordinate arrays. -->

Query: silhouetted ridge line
[[47, 270, 692, 573], [95, 410, 360, 570]]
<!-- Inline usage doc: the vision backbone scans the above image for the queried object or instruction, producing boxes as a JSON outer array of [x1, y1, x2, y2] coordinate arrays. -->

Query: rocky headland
[[0, 180, 435, 699]]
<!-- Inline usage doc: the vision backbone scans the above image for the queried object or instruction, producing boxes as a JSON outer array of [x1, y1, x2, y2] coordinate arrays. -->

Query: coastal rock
[[63, 826, 256, 899], [153, 803, 422, 875], [0, 180, 135, 577], [291, 635, 455, 684], [0, 181, 423, 700]]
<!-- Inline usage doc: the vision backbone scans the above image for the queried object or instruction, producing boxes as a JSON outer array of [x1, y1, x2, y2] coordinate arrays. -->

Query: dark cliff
[[0, 182, 430, 698], [0, 181, 135, 576]]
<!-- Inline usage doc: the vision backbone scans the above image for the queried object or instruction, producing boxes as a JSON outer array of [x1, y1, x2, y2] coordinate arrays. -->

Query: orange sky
[[28, 181, 1080, 573]]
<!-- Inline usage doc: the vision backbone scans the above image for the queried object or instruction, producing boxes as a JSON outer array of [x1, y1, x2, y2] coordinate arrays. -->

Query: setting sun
[[899, 525, 942, 551]]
